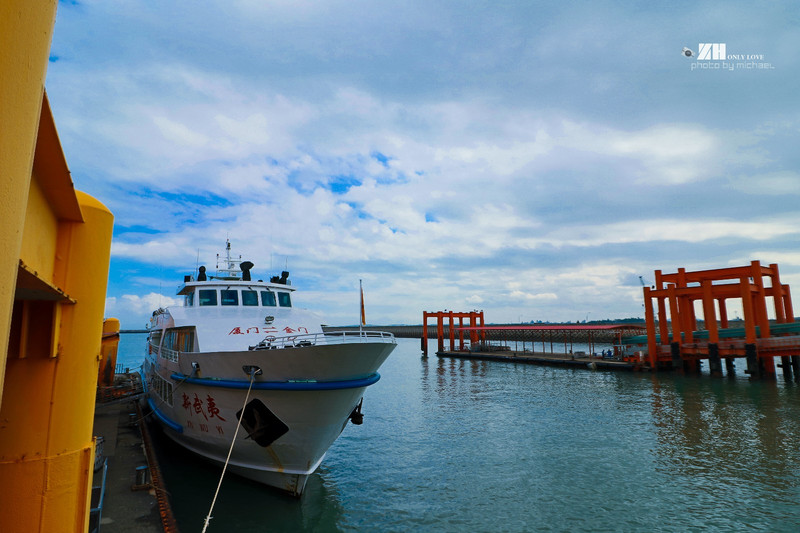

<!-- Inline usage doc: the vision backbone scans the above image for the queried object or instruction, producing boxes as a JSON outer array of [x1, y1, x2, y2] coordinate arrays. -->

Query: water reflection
[[422, 356, 491, 401], [649, 375, 800, 501], [150, 421, 347, 532]]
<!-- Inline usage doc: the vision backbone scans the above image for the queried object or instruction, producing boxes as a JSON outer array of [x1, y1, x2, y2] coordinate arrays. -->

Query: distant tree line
[[519, 317, 646, 325]]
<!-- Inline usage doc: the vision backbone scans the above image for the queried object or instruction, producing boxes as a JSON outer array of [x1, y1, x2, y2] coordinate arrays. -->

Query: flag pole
[[359, 279, 365, 335]]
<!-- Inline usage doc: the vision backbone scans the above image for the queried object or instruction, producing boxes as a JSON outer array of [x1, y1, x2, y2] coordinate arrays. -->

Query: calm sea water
[[118, 334, 800, 532]]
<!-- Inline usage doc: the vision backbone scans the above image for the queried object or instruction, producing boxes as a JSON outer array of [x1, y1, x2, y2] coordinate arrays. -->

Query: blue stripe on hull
[[147, 398, 184, 433], [169, 372, 381, 391]]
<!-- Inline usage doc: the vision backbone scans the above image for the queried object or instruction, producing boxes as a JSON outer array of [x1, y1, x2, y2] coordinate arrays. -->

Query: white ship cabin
[[176, 281, 294, 309], [149, 246, 326, 356], [176, 260, 295, 309]]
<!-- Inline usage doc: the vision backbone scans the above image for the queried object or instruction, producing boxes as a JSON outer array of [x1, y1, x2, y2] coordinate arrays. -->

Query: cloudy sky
[[46, 1, 800, 329]]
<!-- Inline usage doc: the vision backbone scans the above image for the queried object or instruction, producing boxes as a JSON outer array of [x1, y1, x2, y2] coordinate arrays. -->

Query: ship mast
[[215, 239, 242, 280]]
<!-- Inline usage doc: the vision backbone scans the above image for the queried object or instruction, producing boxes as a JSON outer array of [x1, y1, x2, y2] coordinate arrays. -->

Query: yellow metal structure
[[100, 318, 121, 387], [1, 2, 116, 531], [0, 0, 59, 402]]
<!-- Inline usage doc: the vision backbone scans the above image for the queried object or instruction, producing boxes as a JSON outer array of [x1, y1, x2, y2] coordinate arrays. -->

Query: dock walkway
[[92, 399, 163, 532], [92, 372, 178, 532], [437, 349, 636, 371]]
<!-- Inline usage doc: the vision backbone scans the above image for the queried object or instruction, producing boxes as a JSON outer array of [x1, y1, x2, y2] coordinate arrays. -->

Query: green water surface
[[118, 335, 800, 532]]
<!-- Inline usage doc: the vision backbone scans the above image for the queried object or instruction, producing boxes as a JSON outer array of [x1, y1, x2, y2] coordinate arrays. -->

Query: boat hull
[[143, 339, 395, 496]]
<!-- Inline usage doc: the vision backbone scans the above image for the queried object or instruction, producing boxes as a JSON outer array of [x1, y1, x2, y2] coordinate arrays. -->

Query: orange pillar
[[448, 313, 455, 351], [644, 287, 658, 369], [674, 269, 695, 345], [468, 313, 476, 345], [717, 298, 729, 328], [740, 277, 756, 344], [667, 284, 683, 369], [657, 296, 669, 346], [667, 285, 681, 343], [701, 281, 719, 343], [702, 280, 722, 376], [751, 261, 770, 338], [685, 299, 696, 342], [437, 313, 444, 353], [750, 263, 774, 376], [768, 264, 786, 323], [422, 312, 428, 355], [783, 285, 794, 322], [739, 276, 767, 376]]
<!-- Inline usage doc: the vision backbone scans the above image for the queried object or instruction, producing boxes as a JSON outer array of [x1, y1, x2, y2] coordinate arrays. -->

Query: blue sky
[[46, 1, 800, 328]]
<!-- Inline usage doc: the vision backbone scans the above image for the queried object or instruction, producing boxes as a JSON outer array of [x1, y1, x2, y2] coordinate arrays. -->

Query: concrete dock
[[92, 399, 163, 532], [92, 374, 177, 532]]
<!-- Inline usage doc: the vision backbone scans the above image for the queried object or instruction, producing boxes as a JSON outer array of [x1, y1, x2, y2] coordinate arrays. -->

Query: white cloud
[[49, 1, 800, 328], [731, 171, 800, 195], [509, 291, 559, 302], [104, 292, 182, 329], [533, 216, 800, 248], [151, 116, 209, 148], [124, 293, 182, 312]]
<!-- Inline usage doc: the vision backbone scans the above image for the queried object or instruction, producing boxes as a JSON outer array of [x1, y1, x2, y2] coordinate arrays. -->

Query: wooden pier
[[424, 261, 800, 380], [419, 311, 645, 372], [437, 348, 635, 371], [634, 261, 800, 379]]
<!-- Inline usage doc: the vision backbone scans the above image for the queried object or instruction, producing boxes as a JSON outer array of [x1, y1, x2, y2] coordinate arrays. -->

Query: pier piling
[[780, 356, 793, 380], [725, 357, 736, 377]]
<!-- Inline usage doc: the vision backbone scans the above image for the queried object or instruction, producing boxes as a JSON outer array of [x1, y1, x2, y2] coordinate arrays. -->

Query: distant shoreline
[[121, 321, 649, 334]]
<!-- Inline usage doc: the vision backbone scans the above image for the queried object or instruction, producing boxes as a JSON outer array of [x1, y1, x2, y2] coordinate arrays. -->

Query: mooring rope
[[201, 369, 257, 533]]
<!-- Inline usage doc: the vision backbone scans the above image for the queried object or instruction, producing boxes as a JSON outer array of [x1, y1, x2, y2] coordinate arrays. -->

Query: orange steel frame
[[422, 311, 485, 355], [643, 261, 794, 376]]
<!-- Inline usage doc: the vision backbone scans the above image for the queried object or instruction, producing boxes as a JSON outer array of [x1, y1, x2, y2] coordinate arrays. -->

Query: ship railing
[[249, 330, 395, 350], [148, 340, 180, 362], [158, 346, 179, 362]]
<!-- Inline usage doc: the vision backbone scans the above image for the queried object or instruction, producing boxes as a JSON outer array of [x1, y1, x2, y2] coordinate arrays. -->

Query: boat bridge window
[[148, 331, 162, 354], [221, 289, 239, 306], [163, 327, 196, 353], [192, 288, 291, 307], [242, 290, 259, 306], [261, 291, 277, 307], [278, 292, 292, 307], [199, 289, 217, 306]]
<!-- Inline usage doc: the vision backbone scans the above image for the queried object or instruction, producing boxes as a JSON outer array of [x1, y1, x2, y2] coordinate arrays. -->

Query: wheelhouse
[[177, 283, 294, 308], [173, 240, 294, 309]]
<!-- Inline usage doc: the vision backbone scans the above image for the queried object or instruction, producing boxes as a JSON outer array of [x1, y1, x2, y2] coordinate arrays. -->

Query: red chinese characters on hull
[[183, 392, 226, 434], [206, 395, 225, 421], [192, 393, 208, 420], [228, 326, 309, 335], [181, 392, 226, 422]]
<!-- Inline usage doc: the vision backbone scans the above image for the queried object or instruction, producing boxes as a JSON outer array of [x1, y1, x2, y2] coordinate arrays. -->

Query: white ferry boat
[[142, 241, 396, 496]]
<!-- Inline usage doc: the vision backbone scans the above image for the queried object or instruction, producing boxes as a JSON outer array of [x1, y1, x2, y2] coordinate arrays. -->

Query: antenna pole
[[359, 279, 365, 334]]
